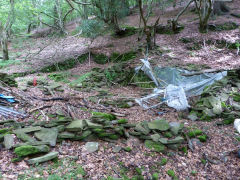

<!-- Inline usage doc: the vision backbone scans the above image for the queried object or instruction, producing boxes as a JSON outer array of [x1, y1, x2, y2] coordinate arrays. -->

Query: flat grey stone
[[27, 152, 58, 164], [4, 134, 14, 149], [83, 142, 99, 153], [13, 126, 42, 134], [148, 119, 170, 131], [34, 128, 58, 147]]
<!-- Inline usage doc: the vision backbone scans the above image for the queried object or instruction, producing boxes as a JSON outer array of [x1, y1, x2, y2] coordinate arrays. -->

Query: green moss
[[40, 54, 88, 72], [188, 129, 203, 138], [76, 165, 86, 176], [233, 93, 240, 102], [152, 173, 159, 180], [92, 112, 116, 121], [117, 119, 128, 124], [201, 159, 207, 165], [235, 136, 240, 142], [191, 170, 197, 176], [209, 22, 238, 31], [135, 167, 142, 175], [14, 145, 50, 157], [0, 128, 9, 134], [92, 53, 109, 64], [179, 37, 194, 44], [48, 72, 70, 83], [144, 140, 166, 152], [198, 135, 207, 142], [0, 73, 17, 87], [108, 134, 119, 140], [92, 128, 105, 133], [181, 146, 188, 154], [164, 132, 173, 138], [133, 71, 156, 88], [110, 51, 137, 63], [167, 170, 175, 177], [124, 147, 132, 152], [160, 158, 168, 166], [113, 26, 138, 38]]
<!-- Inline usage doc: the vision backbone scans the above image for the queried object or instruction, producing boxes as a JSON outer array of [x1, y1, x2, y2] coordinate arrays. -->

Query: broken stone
[[34, 128, 58, 147], [148, 119, 170, 131], [4, 134, 14, 149], [167, 144, 180, 150], [83, 142, 99, 153], [167, 136, 184, 144], [169, 122, 183, 135], [58, 132, 75, 139], [85, 120, 103, 129], [13, 126, 42, 134], [135, 122, 150, 135], [66, 120, 86, 132], [151, 134, 160, 142], [92, 112, 116, 121], [112, 146, 122, 153], [159, 138, 168, 144], [14, 141, 50, 148], [14, 145, 50, 157], [187, 113, 198, 121], [16, 132, 36, 142], [209, 96, 222, 115], [27, 152, 58, 165], [144, 140, 165, 152], [232, 102, 240, 111]]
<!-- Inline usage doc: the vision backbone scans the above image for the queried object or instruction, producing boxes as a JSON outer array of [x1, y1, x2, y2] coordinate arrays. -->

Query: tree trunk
[[55, 0, 65, 34], [2, 31, 9, 60]]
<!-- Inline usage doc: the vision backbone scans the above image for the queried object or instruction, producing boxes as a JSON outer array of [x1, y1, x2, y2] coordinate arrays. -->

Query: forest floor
[[0, 1, 240, 180]]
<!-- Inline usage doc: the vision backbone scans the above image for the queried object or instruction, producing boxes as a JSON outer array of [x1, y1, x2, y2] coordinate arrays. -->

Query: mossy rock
[[113, 26, 138, 38], [144, 140, 166, 152], [40, 54, 88, 72], [156, 24, 184, 34], [92, 112, 116, 121], [208, 22, 238, 32], [179, 37, 195, 44], [0, 73, 17, 87], [14, 145, 50, 157]]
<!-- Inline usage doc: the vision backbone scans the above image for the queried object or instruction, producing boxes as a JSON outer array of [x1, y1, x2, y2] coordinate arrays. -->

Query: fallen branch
[[29, 105, 52, 113]]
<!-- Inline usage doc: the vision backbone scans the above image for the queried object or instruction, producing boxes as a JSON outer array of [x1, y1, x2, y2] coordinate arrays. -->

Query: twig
[[29, 105, 52, 113]]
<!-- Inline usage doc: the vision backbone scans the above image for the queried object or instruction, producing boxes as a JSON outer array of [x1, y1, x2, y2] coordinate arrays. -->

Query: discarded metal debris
[[135, 58, 227, 110], [0, 105, 27, 118]]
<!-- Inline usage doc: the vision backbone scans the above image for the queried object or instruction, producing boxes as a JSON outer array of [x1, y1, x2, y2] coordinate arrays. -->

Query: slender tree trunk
[[2, 32, 9, 60], [55, 0, 65, 34], [82, 0, 88, 19]]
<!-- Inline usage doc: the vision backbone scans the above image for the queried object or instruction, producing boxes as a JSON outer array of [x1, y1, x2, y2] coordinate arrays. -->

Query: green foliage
[[160, 158, 168, 166], [48, 72, 70, 83], [167, 170, 175, 177], [187, 129, 203, 138], [80, 19, 105, 39]]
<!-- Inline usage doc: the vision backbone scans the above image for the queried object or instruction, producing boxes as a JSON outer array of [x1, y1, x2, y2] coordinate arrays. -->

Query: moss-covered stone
[[144, 140, 166, 152], [117, 119, 128, 124], [40, 54, 88, 72], [14, 145, 50, 157], [0, 73, 17, 87], [167, 170, 175, 177], [123, 147, 132, 152], [160, 158, 168, 166], [208, 22, 238, 31], [92, 112, 116, 121]]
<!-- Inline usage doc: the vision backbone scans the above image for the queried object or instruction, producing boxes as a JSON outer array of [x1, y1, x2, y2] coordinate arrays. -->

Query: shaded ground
[[0, 1, 240, 179]]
